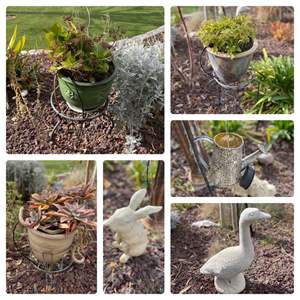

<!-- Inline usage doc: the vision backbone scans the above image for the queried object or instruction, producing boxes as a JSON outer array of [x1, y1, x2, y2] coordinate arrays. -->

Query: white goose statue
[[200, 207, 271, 294]]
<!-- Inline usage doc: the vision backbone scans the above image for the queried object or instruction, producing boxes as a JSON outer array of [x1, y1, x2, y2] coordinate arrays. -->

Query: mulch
[[6, 54, 164, 154], [171, 204, 294, 294], [103, 163, 164, 294], [171, 19, 294, 114], [6, 239, 97, 294], [171, 122, 294, 197]]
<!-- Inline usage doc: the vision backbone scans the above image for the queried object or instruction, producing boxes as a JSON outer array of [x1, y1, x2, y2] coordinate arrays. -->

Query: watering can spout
[[241, 144, 268, 169]]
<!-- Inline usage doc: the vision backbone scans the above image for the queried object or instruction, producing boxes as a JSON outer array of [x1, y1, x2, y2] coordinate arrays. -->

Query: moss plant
[[197, 16, 256, 56]]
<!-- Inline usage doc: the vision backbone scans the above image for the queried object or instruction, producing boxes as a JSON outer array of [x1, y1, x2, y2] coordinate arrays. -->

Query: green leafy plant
[[197, 16, 256, 56], [127, 161, 158, 190], [266, 121, 294, 144], [208, 121, 264, 144], [23, 185, 96, 234], [6, 26, 36, 117], [45, 16, 114, 82], [243, 49, 294, 114]]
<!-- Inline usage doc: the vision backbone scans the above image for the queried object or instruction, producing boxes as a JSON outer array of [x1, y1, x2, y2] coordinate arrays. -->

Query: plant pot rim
[[19, 206, 76, 239], [28, 227, 76, 240], [206, 39, 258, 59], [58, 65, 116, 87]]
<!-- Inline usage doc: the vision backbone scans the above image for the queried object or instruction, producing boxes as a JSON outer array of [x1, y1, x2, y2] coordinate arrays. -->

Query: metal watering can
[[194, 132, 267, 189]]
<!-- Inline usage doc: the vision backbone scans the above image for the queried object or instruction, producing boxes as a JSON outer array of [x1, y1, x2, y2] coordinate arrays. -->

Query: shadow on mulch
[[171, 204, 294, 294], [6, 55, 164, 154], [103, 163, 164, 294], [6, 242, 97, 294], [171, 20, 294, 114]]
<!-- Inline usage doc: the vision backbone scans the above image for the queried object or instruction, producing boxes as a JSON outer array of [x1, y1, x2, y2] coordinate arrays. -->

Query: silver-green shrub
[[112, 41, 164, 134], [6, 161, 46, 200]]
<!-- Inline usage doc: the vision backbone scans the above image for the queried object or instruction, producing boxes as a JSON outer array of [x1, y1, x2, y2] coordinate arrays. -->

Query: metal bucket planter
[[19, 207, 76, 264], [206, 40, 258, 84], [57, 68, 116, 113]]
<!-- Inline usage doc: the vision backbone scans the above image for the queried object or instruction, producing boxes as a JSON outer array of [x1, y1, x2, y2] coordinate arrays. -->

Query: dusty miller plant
[[112, 40, 164, 152], [6, 161, 46, 201]]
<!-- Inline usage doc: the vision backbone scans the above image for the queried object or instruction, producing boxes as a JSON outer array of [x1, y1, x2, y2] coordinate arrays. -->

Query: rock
[[232, 175, 277, 197], [258, 153, 274, 165], [191, 220, 218, 228], [171, 211, 180, 230]]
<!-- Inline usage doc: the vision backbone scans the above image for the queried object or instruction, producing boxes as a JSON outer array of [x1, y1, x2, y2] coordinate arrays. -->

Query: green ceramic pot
[[57, 68, 116, 113]]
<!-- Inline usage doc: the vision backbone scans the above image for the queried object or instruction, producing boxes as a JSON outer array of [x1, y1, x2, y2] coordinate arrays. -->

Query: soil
[[103, 163, 164, 294], [171, 122, 294, 197], [171, 19, 294, 114], [6, 235, 97, 294], [171, 204, 294, 294], [6, 54, 164, 154]]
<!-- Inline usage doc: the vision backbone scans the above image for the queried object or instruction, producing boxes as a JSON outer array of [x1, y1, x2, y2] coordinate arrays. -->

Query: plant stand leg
[[49, 117, 63, 139]]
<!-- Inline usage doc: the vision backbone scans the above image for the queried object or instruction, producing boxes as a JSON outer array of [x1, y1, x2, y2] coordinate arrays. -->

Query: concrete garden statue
[[200, 207, 271, 294], [104, 188, 162, 263]]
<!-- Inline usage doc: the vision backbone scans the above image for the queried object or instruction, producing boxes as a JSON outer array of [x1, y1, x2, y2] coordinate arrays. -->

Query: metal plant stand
[[13, 222, 74, 274], [49, 75, 113, 139], [199, 47, 254, 111]]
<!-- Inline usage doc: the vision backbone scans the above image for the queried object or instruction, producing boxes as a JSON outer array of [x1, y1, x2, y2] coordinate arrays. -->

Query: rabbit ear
[[128, 189, 147, 211], [134, 206, 162, 219], [103, 218, 112, 226]]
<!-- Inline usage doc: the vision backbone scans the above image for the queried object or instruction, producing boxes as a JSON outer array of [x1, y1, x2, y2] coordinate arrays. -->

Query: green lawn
[[6, 6, 164, 49], [39, 160, 84, 177]]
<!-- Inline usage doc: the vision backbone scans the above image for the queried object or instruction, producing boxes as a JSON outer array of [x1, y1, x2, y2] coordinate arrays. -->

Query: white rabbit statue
[[104, 188, 162, 263]]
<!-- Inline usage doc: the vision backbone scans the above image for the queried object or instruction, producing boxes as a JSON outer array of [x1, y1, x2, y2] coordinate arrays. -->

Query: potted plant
[[197, 16, 257, 83], [18, 186, 96, 264], [45, 17, 115, 112]]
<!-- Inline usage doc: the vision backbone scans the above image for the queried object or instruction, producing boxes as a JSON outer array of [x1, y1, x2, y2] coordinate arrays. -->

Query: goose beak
[[259, 211, 271, 220]]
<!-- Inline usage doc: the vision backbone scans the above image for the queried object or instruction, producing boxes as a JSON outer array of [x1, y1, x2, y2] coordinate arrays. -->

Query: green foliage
[[243, 50, 294, 114], [6, 182, 23, 243], [6, 25, 36, 116], [45, 17, 114, 82], [127, 161, 158, 190], [209, 121, 246, 136], [197, 16, 256, 56], [266, 121, 294, 144]]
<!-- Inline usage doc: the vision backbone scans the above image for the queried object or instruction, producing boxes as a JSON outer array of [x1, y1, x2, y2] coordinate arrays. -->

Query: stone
[[200, 208, 271, 294], [258, 152, 274, 165], [104, 189, 162, 263], [191, 220, 218, 228], [232, 175, 277, 197]]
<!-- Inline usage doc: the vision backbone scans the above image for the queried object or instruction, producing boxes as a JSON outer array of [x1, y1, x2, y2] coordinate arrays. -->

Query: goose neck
[[239, 221, 254, 253]]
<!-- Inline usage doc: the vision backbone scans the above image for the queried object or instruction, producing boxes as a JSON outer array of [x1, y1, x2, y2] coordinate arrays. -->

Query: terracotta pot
[[19, 207, 76, 264], [206, 40, 258, 83]]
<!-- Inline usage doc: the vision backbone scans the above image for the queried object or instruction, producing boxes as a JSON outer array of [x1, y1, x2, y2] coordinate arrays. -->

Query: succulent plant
[[23, 185, 96, 234]]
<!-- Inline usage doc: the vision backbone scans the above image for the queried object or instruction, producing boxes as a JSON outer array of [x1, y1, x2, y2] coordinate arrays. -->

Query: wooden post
[[172, 121, 203, 188]]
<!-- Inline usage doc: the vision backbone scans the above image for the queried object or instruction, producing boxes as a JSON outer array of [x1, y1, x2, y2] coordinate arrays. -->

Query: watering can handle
[[193, 135, 214, 171], [193, 135, 214, 144]]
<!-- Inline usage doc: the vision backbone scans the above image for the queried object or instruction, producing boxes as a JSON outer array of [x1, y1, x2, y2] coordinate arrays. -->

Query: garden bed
[[171, 122, 294, 197], [6, 53, 164, 154], [103, 163, 164, 294], [6, 238, 97, 293], [171, 14, 294, 114], [171, 204, 294, 294]]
